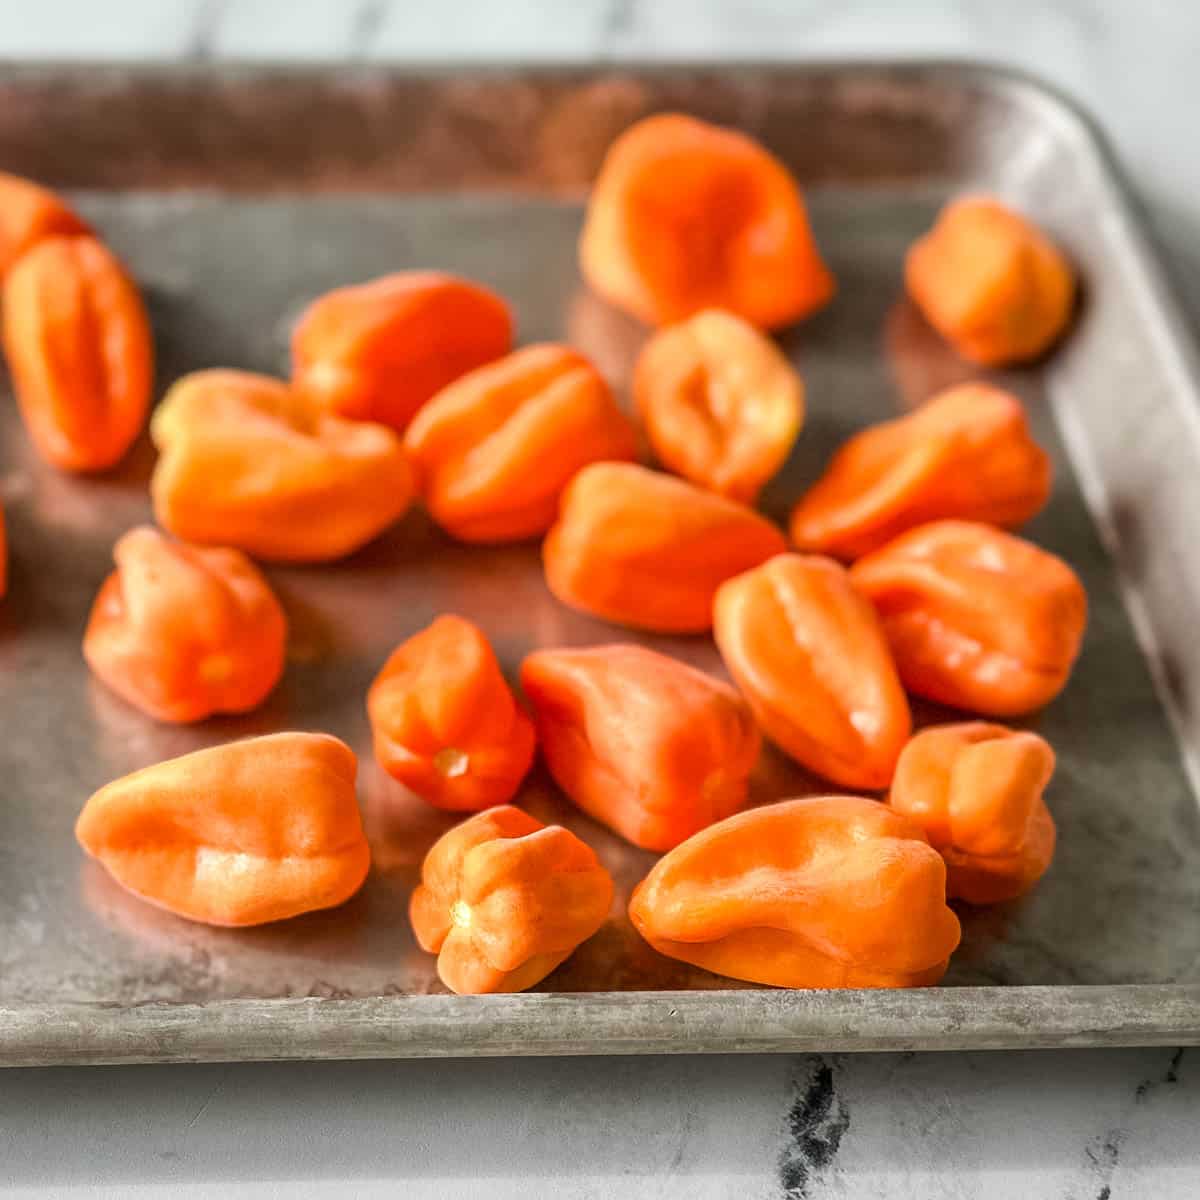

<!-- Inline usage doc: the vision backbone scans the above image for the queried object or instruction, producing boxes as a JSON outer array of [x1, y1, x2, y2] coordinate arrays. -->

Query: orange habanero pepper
[[521, 644, 761, 851], [409, 805, 614, 994], [368, 615, 535, 812], [851, 520, 1087, 716], [0, 171, 90, 276], [889, 722, 1057, 904], [789, 383, 1052, 560], [3, 234, 152, 472], [629, 795, 961, 988], [579, 113, 834, 330], [634, 308, 805, 503], [83, 525, 287, 724], [150, 369, 413, 563], [291, 270, 513, 432], [75, 733, 370, 926], [403, 344, 637, 543], [543, 462, 787, 633], [713, 553, 911, 789], [905, 196, 1075, 366]]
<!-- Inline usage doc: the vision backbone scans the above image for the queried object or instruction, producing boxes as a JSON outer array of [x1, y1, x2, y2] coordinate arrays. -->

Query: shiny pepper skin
[[889, 722, 1057, 904], [0, 171, 90, 276], [543, 461, 788, 633], [3, 234, 153, 472], [634, 308, 805, 503], [403, 344, 637, 543], [368, 615, 535, 812], [714, 553, 911, 789], [789, 383, 1052, 560], [83, 525, 287, 724], [905, 196, 1075, 366], [409, 805, 614, 994], [851, 520, 1087, 716], [76, 733, 371, 926], [629, 795, 961, 989], [150, 369, 413, 563], [579, 113, 834, 330], [521, 644, 761, 851], [291, 270, 513, 433]]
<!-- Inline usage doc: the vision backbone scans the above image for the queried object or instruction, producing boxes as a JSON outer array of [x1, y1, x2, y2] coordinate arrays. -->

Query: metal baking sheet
[[3, 62, 1200, 1065]]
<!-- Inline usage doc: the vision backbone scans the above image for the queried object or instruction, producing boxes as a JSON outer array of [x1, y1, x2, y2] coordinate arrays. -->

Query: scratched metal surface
[[2, 63, 1200, 1064]]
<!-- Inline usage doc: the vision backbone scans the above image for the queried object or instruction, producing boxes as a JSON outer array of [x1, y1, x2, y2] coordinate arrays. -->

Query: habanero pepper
[[889, 722, 1057, 905], [150, 369, 413, 563], [713, 553, 911, 789], [851, 520, 1087, 716], [521, 643, 760, 851], [629, 795, 961, 988], [76, 733, 370, 927], [580, 113, 834, 329], [543, 462, 787, 633], [368, 615, 535, 812], [789, 383, 1051, 560], [410, 805, 613, 994], [83, 525, 287, 724]]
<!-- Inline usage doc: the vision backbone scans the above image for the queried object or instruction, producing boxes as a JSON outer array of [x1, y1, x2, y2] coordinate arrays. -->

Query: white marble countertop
[[2, 4, 1198, 1198]]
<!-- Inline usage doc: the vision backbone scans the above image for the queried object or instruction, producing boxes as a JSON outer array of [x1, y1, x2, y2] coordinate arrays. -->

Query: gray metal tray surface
[[2, 62, 1200, 1065]]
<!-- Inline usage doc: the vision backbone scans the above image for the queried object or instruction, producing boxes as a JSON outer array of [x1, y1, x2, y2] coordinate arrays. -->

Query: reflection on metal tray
[[3, 62, 1200, 1065]]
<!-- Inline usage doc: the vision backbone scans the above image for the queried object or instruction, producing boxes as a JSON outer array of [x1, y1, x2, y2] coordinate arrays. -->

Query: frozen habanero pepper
[[543, 461, 787, 633], [851, 520, 1087, 716], [634, 308, 805, 503], [291, 270, 513, 432], [789, 383, 1052, 560], [521, 644, 761, 851], [905, 196, 1075, 366], [75, 733, 371, 926], [580, 113, 834, 329], [403, 344, 637, 542], [150, 369, 413, 562], [0, 170, 90, 277], [410, 805, 614, 994], [3, 234, 152, 472], [368, 615, 535, 812], [889, 722, 1057, 904], [628, 795, 961, 988], [713, 553, 911, 789], [83, 526, 287, 724]]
